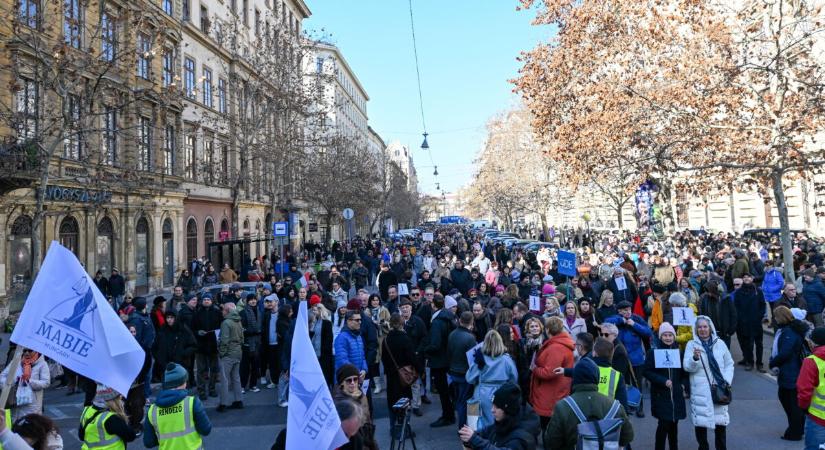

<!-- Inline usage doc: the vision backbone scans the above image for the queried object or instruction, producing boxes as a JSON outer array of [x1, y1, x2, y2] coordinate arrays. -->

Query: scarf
[[311, 319, 323, 358], [20, 352, 40, 383], [700, 337, 727, 386], [524, 336, 543, 354]]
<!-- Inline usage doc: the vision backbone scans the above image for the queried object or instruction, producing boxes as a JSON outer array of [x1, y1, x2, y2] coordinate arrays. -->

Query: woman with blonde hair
[[466, 330, 518, 430], [518, 317, 545, 401], [543, 297, 561, 319], [596, 290, 618, 323], [79, 384, 136, 449]]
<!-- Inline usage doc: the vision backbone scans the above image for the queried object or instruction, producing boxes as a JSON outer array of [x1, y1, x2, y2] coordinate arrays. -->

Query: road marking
[[45, 406, 68, 419]]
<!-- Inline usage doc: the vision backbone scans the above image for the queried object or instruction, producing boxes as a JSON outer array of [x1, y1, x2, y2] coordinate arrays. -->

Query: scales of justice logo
[[34, 276, 99, 359]]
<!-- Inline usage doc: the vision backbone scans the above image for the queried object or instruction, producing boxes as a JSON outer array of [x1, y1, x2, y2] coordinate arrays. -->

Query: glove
[[473, 348, 486, 369]]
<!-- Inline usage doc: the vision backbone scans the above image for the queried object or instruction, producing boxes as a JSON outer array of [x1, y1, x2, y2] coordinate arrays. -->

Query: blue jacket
[[144, 389, 211, 448], [769, 321, 808, 389], [605, 314, 652, 366], [128, 311, 155, 351], [802, 278, 825, 316], [762, 268, 785, 302], [333, 328, 367, 378], [359, 312, 378, 365]]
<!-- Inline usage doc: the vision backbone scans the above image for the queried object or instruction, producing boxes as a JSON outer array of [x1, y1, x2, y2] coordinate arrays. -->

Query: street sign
[[557, 250, 577, 277], [342, 208, 354, 220], [273, 221, 288, 237]]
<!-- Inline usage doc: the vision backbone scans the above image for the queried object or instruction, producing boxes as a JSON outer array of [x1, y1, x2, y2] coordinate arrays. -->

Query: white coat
[[682, 316, 734, 429], [563, 317, 587, 337], [0, 355, 51, 422]]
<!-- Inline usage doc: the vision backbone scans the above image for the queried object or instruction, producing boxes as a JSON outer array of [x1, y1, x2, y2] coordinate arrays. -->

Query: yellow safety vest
[[807, 355, 825, 421], [80, 406, 124, 450], [597, 366, 620, 400], [0, 409, 11, 450], [147, 396, 203, 450]]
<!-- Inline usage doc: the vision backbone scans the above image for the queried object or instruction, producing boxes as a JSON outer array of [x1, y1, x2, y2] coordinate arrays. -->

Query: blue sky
[[304, 1, 551, 196]]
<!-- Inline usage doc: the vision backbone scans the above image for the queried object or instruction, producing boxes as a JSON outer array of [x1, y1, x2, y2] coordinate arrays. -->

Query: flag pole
[[0, 346, 24, 407]]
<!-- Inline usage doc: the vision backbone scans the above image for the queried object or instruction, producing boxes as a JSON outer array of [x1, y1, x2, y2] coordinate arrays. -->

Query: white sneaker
[[373, 386, 382, 395], [266, 383, 276, 389], [279, 401, 288, 407], [250, 387, 261, 393], [241, 389, 246, 394]]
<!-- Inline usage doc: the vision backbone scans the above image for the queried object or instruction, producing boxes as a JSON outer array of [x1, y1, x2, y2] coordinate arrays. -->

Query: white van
[[471, 220, 492, 229]]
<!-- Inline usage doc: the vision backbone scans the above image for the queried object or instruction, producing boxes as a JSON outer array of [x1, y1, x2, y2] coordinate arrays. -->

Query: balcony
[[0, 140, 41, 194]]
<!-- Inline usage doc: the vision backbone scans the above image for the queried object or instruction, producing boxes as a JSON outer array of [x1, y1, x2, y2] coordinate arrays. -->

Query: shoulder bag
[[383, 339, 418, 388], [699, 346, 732, 405]]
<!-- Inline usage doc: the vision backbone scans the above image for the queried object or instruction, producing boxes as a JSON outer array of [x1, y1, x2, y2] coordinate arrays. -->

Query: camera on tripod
[[392, 397, 411, 413]]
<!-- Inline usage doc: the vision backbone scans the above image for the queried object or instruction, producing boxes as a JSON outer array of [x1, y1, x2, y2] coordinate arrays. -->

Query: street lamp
[[420, 132, 429, 150]]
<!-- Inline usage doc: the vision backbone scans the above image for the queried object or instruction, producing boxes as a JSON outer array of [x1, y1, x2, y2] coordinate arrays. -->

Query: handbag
[[625, 364, 642, 411], [699, 348, 732, 405], [383, 339, 418, 388]]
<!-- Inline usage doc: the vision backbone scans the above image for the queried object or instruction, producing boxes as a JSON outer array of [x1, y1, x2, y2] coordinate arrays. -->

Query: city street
[[32, 330, 801, 450]]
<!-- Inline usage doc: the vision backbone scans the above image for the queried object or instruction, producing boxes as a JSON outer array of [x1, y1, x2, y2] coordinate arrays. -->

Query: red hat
[[347, 299, 362, 311], [309, 294, 322, 306]]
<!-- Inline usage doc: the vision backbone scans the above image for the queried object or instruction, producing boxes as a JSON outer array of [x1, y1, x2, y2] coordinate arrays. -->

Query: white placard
[[529, 295, 541, 312], [672, 307, 696, 326], [654, 349, 681, 368], [466, 342, 483, 368], [361, 379, 369, 396], [397, 283, 409, 296], [422, 232, 434, 242], [615, 276, 627, 291]]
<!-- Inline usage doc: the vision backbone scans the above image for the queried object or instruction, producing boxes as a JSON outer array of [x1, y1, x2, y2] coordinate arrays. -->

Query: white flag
[[287, 301, 348, 450], [11, 241, 144, 396]]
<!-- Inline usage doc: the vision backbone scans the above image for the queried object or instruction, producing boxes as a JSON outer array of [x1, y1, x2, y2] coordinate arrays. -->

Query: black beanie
[[572, 358, 600, 386], [492, 383, 521, 417], [812, 327, 825, 347], [336, 364, 360, 384]]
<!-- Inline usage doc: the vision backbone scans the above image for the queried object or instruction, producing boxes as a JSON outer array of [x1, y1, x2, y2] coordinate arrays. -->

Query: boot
[[373, 376, 383, 394]]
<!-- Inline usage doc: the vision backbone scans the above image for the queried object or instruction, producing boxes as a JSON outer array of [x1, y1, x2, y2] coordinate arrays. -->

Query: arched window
[[162, 218, 174, 286], [135, 217, 150, 293], [243, 219, 251, 238], [96, 217, 114, 275], [255, 219, 262, 256], [220, 218, 229, 241], [59, 216, 79, 256], [186, 218, 198, 262], [204, 218, 215, 255], [9, 215, 33, 290]]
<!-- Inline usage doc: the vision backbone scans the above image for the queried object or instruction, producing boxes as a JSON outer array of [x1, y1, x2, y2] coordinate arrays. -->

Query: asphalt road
[[9, 328, 811, 450]]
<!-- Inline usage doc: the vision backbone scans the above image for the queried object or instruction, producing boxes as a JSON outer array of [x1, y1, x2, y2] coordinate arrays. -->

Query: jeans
[[219, 357, 242, 405], [805, 416, 825, 450], [112, 295, 124, 311], [695, 425, 726, 450], [450, 376, 474, 428], [277, 371, 289, 404], [778, 387, 804, 439], [736, 333, 763, 366], [431, 367, 454, 421], [411, 378, 422, 409], [195, 353, 220, 396]]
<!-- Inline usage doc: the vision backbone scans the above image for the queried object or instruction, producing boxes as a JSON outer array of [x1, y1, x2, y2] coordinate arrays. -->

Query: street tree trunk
[[540, 212, 549, 241], [772, 170, 795, 282], [616, 207, 624, 230]]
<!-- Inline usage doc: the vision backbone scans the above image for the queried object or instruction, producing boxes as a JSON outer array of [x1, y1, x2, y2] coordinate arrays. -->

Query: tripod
[[390, 399, 417, 450]]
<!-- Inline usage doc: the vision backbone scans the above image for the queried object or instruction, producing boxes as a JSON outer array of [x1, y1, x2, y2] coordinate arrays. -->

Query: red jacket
[[529, 332, 575, 417], [797, 345, 825, 427]]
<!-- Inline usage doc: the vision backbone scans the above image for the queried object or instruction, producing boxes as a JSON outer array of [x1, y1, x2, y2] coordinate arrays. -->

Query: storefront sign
[[43, 185, 112, 204]]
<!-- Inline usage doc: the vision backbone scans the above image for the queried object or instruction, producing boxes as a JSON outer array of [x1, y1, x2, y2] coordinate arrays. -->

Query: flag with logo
[[11, 241, 144, 395], [287, 301, 348, 450]]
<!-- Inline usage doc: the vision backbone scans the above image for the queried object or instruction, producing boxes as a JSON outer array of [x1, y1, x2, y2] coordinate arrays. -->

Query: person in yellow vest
[[144, 363, 212, 449], [79, 384, 136, 450], [591, 337, 628, 409], [797, 327, 825, 450]]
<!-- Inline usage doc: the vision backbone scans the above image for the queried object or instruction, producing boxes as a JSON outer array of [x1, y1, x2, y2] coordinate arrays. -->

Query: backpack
[[562, 396, 623, 450]]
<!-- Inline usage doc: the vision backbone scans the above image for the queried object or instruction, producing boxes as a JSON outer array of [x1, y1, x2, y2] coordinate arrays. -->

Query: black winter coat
[[642, 344, 687, 422], [733, 284, 766, 337], [698, 294, 737, 338], [473, 312, 495, 343], [152, 322, 198, 371], [240, 305, 263, 353], [447, 326, 477, 377], [381, 329, 422, 409], [192, 305, 223, 354], [177, 305, 196, 333], [769, 320, 809, 389], [451, 268, 472, 296], [403, 315, 428, 356], [467, 404, 541, 450], [423, 309, 456, 369], [108, 274, 126, 296]]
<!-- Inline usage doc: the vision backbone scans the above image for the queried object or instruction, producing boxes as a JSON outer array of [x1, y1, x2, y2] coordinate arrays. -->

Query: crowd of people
[[2, 225, 825, 449]]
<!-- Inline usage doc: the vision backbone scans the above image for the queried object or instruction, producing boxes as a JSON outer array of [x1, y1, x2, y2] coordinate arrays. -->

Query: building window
[[254, 9, 260, 36], [59, 216, 80, 256], [102, 107, 117, 165], [186, 218, 198, 262], [217, 78, 227, 113], [14, 78, 38, 143], [164, 124, 175, 175], [162, 49, 174, 87], [230, 0, 236, 15], [184, 134, 195, 179], [9, 215, 33, 309], [64, 0, 83, 48], [221, 143, 229, 183], [19, 0, 39, 28], [203, 218, 214, 256], [200, 5, 209, 33], [182, 0, 190, 20], [242, 0, 248, 25], [163, 0, 172, 15], [97, 217, 114, 276], [63, 94, 82, 160], [184, 57, 196, 99], [100, 11, 116, 61], [676, 191, 689, 228], [204, 139, 214, 183], [202, 66, 213, 107], [138, 117, 152, 171], [316, 57, 323, 74], [137, 33, 151, 79]]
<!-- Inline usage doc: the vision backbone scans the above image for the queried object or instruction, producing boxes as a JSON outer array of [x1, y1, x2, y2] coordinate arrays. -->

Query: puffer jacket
[[605, 314, 652, 366], [239, 305, 262, 353], [0, 355, 50, 422], [683, 316, 734, 429], [802, 278, 825, 316], [218, 309, 244, 360], [762, 268, 785, 303], [333, 327, 367, 375], [529, 333, 574, 417], [769, 320, 808, 389], [466, 353, 519, 430]]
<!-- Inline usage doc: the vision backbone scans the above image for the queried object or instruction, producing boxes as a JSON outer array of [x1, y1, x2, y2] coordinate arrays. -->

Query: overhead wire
[[407, 0, 438, 184]]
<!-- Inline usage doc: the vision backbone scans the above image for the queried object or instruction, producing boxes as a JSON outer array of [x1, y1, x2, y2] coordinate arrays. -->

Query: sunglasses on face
[[343, 376, 359, 385], [600, 333, 612, 338]]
